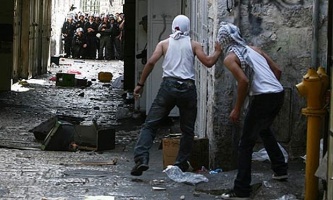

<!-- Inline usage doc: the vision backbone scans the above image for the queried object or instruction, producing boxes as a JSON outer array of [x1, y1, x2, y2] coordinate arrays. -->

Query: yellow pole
[[302, 109, 325, 200], [296, 67, 328, 200]]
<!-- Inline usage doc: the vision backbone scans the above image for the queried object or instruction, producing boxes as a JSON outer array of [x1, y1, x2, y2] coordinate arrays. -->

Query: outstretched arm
[[134, 41, 165, 98], [193, 41, 222, 68]]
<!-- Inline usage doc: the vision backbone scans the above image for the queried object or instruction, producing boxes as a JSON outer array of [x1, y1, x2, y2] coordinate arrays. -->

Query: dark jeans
[[133, 77, 197, 165], [234, 91, 288, 196]]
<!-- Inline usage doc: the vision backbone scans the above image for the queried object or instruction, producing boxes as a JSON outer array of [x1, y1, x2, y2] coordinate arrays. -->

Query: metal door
[[29, 0, 41, 78], [146, 0, 181, 116], [12, 0, 21, 81], [40, 0, 52, 75], [191, 0, 208, 137]]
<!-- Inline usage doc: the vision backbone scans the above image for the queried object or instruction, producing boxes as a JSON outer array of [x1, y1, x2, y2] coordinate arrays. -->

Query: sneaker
[[221, 190, 250, 200], [272, 173, 288, 181], [130, 158, 149, 176]]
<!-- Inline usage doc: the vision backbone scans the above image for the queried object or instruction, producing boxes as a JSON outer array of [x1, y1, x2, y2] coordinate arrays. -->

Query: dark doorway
[[123, 0, 135, 91]]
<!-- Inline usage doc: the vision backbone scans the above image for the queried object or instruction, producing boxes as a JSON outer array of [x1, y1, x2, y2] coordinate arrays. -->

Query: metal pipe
[[327, 0, 333, 77], [311, 0, 320, 68], [324, 1, 333, 198]]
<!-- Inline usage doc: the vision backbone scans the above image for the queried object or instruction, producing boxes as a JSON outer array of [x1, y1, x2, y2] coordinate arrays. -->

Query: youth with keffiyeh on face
[[218, 22, 288, 200], [130, 15, 222, 176]]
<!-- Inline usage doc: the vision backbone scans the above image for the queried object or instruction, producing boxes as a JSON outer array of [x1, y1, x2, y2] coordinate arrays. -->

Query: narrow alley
[[0, 58, 308, 200]]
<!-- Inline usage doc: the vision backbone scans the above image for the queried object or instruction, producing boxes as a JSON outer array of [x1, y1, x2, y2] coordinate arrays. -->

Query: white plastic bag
[[252, 143, 288, 163], [163, 165, 208, 185]]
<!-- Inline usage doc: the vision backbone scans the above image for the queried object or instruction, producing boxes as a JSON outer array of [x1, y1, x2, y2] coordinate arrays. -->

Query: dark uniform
[[61, 18, 75, 58], [109, 17, 120, 60], [94, 16, 102, 56], [98, 17, 112, 60], [75, 14, 86, 30], [72, 28, 88, 59], [84, 16, 98, 59]]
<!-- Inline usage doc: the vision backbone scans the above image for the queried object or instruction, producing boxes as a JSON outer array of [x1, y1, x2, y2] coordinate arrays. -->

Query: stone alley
[[0, 58, 307, 200]]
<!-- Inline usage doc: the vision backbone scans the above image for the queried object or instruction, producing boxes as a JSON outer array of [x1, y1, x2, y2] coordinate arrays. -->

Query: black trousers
[[234, 91, 288, 196]]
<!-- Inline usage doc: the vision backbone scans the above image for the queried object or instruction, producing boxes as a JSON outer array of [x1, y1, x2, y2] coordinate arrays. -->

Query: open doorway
[[49, 0, 135, 91], [3, 0, 134, 93], [50, 0, 124, 58]]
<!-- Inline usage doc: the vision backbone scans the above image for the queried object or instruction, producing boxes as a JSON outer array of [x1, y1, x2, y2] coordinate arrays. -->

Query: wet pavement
[[0, 58, 308, 199]]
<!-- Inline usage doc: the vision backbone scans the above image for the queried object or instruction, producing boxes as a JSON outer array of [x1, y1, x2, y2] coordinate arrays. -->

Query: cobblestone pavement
[[0, 58, 308, 200]]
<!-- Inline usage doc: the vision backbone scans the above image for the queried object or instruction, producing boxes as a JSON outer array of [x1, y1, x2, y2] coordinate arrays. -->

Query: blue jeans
[[133, 77, 197, 164], [234, 91, 288, 196]]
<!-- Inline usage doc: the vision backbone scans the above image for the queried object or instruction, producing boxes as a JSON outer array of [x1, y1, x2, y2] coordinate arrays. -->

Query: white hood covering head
[[170, 15, 190, 40]]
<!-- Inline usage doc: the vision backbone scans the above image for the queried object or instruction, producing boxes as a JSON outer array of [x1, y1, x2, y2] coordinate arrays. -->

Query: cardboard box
[[162, 136, 209, 170], [98, 72, 113, 82], [162, 137, 180, 168]]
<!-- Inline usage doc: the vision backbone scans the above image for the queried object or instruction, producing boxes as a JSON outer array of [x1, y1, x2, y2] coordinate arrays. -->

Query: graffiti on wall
[[265, 0, 304, 11], [246, 0, 304, 35]]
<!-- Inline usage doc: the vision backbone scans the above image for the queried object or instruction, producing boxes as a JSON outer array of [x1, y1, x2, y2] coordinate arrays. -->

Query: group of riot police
[[61, 12, 125, 60]]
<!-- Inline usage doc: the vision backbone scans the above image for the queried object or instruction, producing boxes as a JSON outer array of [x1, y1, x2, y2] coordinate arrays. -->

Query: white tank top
[[246, 46, 283, 95], [162, 36, 195, 80]]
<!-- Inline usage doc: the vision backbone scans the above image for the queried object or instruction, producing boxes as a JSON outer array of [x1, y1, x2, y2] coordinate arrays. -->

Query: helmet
[[76, 27, 84, 33]]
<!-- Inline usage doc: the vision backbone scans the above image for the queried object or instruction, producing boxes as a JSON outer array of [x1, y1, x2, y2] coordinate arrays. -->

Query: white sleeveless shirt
[[162, 36, 195, 80], [246, 46, 283, 95]]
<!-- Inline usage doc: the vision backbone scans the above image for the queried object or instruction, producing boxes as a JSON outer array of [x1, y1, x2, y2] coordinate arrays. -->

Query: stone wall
[[200, 0, 328, 170]]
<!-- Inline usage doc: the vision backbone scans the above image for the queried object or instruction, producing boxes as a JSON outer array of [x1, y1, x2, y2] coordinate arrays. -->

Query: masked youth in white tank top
[[161, 15, 195, 80]]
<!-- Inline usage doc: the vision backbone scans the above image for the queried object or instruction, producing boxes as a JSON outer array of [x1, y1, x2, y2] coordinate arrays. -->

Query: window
[[81, 0, 100, 14]]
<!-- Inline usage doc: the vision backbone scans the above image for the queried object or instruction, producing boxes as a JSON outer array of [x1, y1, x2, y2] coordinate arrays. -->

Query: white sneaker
[[272, 173, 288, 181]]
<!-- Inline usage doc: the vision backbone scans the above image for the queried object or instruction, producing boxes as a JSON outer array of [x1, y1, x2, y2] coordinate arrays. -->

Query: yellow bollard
[[295, 67, 328, 200]]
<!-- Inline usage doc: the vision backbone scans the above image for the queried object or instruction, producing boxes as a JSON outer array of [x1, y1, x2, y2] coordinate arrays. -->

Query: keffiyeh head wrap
[[170, 15, 190, 40], [217, 21, 254, 91], [217, 22, 248, 68]]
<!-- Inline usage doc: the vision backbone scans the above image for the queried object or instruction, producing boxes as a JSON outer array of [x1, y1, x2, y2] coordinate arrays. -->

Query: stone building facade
[[193, 0, 328, 170]]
